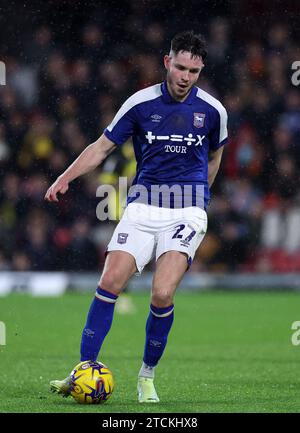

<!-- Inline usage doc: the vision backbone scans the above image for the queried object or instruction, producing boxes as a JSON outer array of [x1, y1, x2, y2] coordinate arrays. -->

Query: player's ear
[[164, 55, 171, 70]]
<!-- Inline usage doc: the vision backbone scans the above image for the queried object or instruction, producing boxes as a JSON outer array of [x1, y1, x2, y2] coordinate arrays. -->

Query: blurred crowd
[[0, 1, 300, 273]]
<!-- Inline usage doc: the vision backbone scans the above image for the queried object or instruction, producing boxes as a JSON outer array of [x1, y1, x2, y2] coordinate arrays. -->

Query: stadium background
[[1, 0, 300, 415], [1, 0, 300, 275]]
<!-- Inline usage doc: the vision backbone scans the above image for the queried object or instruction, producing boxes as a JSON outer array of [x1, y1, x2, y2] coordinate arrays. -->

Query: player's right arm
[[44, 133, 116, 202]]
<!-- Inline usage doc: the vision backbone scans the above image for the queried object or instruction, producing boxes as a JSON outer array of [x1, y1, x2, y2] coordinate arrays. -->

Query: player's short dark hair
[[170, 30, 207, 61]]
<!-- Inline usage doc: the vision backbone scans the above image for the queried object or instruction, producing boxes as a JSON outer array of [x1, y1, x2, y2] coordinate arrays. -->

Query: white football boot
[[137, 377, 160, 403]]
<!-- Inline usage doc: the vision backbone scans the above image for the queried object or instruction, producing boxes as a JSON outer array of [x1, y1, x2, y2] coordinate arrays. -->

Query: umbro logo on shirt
[[151, 114, 162, 122]]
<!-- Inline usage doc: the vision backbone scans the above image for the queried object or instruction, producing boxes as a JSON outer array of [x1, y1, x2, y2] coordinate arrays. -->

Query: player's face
[[164, 50, 204, 101]]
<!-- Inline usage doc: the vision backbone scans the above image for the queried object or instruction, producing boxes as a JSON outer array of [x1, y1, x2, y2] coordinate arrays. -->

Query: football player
[[45, 30, 227, 403]]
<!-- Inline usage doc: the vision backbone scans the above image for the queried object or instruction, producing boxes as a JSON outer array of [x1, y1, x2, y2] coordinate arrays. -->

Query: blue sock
[[143, 304, 174, 367], [80, 287, 118, 361]]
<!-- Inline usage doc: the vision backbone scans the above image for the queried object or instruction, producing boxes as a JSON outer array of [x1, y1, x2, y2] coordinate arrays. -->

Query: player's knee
[[151, 290, 173, 308], [98, 271, 125, 295]]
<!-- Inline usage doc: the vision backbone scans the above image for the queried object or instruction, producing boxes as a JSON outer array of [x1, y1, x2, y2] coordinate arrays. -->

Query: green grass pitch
[[0, 291, 299, 413]]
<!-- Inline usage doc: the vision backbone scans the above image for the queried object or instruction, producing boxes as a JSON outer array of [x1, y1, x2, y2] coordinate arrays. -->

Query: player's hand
[[44, 176, 69, 202]]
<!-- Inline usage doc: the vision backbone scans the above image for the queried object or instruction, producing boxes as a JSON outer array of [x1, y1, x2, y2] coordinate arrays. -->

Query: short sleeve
[[209, 104, 228, 151], [104, 102, 137, 146]]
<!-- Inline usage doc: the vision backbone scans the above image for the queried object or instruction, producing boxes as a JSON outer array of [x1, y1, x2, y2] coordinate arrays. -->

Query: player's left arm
[[208, 145, 224, 188], [208, 102, 227, 188]]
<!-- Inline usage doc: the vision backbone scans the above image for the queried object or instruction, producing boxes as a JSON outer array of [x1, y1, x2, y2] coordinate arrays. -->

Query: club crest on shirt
[[193, 113, 205, 128], [117, 233, 128, 244]]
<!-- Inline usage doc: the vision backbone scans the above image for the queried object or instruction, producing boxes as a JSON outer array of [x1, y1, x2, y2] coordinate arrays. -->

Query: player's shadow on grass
[[46, 397, 116, 412]]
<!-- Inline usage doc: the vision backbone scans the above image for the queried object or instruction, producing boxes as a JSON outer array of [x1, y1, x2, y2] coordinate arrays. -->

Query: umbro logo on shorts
[[117, 233, 129, 244]]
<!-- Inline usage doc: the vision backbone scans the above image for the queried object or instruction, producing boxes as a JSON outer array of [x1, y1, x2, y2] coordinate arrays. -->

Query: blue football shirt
[[104, 81, 228, 209]]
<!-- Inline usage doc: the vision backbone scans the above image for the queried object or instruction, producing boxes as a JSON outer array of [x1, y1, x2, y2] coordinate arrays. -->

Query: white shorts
[[106, 203, 207, 273]]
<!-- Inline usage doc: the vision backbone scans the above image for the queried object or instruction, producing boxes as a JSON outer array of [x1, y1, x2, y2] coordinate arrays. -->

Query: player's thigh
[[99, 251, 138, 295], [151, 250, 188, 307], [106, 204, 156, 274], [155, 208, 207, 270]]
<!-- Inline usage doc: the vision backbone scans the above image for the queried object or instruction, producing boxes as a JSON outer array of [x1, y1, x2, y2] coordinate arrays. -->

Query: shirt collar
[[161, 80, 197, 105]]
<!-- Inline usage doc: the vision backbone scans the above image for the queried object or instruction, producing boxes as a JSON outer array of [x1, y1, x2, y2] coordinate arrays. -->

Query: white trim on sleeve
[[196, 87, 228, 144], [106, 83, 163, 132]]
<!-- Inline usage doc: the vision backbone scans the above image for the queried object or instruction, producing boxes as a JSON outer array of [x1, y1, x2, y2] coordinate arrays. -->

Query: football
[[69, 360, 114, 404]]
